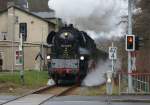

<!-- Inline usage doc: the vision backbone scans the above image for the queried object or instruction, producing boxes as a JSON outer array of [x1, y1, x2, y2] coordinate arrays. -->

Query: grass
[[82, 85, 106, 96], [0, 71, 120, 96], [82, 82, 119, 96], [0, 70, 49, 92]]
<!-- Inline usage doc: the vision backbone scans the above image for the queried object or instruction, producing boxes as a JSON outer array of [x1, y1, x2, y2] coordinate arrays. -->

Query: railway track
[[0, 84, 79, 105]]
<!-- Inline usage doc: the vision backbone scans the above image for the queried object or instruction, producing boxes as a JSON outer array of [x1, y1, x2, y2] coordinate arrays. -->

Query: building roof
[[32, 12, 55, 18], [0, 5, 55, 26], [0, 0, 54, 12]]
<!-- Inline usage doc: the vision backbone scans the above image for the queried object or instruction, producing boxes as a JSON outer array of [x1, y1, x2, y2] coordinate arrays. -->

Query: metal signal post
[[127, 0, 134, 93]]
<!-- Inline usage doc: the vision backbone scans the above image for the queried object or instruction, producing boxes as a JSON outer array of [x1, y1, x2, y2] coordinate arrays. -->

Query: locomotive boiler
[[47, 24, 96, 84]]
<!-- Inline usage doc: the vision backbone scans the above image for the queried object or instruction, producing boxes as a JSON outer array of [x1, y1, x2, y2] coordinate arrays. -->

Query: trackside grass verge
[[82, 82, 119, 96], [0, 70, 49, 95]]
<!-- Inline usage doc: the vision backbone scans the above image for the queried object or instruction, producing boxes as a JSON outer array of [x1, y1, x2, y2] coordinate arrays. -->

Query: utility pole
[[128, 0, 133, 93]]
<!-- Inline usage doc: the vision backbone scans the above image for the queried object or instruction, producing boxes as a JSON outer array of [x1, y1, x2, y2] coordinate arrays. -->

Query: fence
[[118, 72, 150, 94]]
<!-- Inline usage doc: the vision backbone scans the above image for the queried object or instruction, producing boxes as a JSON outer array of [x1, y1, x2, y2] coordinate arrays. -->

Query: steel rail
[[38, 84, 79, 105], [0, 85, 55, 105]]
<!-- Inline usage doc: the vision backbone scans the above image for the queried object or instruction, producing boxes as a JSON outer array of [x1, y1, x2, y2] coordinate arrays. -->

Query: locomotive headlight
[[80, 56, 84, 60], [47, 55, 51, 60], [64, 32, 68, 37]]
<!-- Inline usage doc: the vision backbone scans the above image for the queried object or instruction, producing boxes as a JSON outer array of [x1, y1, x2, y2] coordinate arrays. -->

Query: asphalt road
[[0, 95, 150, 105], [43, 101, 150, 105], [42, 96, 150, 105]]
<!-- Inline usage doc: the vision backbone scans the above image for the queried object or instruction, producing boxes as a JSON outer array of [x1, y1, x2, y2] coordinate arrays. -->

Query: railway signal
[[125, 35, 135, 51]]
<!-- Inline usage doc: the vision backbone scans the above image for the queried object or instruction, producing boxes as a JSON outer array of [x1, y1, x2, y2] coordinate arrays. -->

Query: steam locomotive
[[47, 24, 97, 84]]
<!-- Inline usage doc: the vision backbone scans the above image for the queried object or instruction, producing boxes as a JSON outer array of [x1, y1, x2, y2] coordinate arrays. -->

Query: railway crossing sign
[[109, 47, 117, 60]]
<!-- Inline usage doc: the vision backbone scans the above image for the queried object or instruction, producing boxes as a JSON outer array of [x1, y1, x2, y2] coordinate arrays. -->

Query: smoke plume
[[49, 0, 128, 39]]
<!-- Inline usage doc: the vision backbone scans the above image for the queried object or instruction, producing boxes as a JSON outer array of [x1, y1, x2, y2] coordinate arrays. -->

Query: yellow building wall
[[0, 7, 55, 70], [14, 9, 49, 43], [0, 12, 8, 40]]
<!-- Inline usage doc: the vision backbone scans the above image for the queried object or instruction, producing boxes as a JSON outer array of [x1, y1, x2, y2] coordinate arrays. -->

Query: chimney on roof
[[19, 0, 29, 11]]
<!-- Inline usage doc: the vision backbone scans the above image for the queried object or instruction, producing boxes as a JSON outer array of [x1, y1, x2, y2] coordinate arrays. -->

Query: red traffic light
[[126, 35, 135, 51], [127, 36, 133, 43]]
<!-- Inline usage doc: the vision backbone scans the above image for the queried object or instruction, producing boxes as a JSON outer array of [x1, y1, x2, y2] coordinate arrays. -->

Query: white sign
[[109, 47, 117, 60]]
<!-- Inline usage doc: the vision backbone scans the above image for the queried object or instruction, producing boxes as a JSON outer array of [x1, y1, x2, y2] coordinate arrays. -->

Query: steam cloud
[[49, 0, 128, 39], [82, 60, 109, 86], [82, 60, 121, 86]]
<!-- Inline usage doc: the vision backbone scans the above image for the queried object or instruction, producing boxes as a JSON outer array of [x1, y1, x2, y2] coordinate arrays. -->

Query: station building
[[0, 0, 57, 71]]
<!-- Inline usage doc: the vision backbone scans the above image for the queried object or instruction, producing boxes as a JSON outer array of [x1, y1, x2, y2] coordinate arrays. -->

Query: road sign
[[109, 47, 117, 60]]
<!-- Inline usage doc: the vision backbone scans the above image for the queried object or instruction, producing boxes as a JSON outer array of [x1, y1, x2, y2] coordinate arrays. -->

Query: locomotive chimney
[[69, 24, 73, 28], [64, 24, 67, 27]]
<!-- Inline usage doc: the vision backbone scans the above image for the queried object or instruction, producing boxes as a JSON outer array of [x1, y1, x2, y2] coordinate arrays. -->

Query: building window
[[19, 23, 27, 41], [15, 50, 23, 65], [0, 32, 7, 40]]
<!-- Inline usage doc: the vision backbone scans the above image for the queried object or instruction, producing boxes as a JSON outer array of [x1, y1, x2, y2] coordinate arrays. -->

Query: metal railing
[[118, 72, 150, 94]]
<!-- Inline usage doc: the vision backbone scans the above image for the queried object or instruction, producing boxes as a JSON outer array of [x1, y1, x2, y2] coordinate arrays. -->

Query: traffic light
[[135, 36, 144, 50], [125, 35, 135, 51]]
